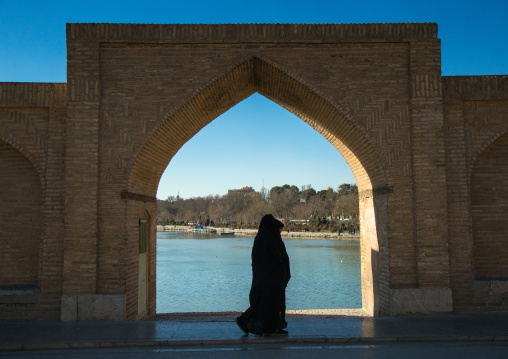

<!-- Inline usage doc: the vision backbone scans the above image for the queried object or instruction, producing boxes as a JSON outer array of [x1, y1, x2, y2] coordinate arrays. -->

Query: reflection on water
[[156, 231, 361, 313]]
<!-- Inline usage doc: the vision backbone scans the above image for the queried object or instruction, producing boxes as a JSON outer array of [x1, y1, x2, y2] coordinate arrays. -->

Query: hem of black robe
[[238, 307, 287, 335]]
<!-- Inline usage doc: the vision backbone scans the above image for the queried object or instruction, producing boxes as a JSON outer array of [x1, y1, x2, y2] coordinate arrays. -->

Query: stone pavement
[[1, 312, 508, 352]]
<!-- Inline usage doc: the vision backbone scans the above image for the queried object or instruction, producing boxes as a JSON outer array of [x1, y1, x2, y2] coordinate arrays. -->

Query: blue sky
[[1, 0, 507, 199]]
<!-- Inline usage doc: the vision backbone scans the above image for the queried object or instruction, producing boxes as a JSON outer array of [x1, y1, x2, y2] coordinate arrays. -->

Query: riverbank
[[152, 308, 367, 321], [157, 225, 359, 240]]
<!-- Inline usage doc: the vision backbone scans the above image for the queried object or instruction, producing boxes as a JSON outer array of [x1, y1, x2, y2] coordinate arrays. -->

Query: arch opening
[[127, 57, 388, 317], [0, 139, 42, 287], [155, 94, 362, 314]]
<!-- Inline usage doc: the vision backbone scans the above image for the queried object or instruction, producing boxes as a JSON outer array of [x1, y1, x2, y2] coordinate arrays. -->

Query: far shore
[[157, 225, 360, 240]]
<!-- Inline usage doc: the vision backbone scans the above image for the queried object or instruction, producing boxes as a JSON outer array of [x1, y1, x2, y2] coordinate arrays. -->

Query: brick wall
[[1, 24, 508, 321], [0, 83, 66, 320], [77, 23, 440, 317], [65, 22, 455, 318], [443, 76, 508, 312]]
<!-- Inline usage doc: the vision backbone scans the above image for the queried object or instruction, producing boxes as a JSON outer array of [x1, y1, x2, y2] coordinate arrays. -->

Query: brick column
[[442, 100, 474, 311], [62, 31, 126, 321], [61, 39, 101, 320], [390, 39, 452, 314], [38, 84, 67, 319]]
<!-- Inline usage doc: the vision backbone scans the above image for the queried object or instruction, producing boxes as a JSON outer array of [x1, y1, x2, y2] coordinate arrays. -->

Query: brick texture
[[1, 24, 507, 320], [0, 83, 66, 320], [471, 132, 508, 279], [443, 76, 508, 312], [0, 140, 41, 284]]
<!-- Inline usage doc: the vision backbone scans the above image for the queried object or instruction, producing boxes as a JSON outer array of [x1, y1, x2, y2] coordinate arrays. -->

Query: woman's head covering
[[252, 214, 287, 267], [258, 214, 284, 236]]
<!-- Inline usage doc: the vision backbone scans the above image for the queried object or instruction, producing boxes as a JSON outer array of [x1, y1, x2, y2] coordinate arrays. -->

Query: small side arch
[[467, 126, 508, 180], [0, 139, 42, 286], [470, 131, 508, 279], [0, 134, 45, 188]]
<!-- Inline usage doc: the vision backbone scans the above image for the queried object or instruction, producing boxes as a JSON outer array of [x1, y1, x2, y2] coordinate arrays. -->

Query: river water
[[156, 231, 361, 313]]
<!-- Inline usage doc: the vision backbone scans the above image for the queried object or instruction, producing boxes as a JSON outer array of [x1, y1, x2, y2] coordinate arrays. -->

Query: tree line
[[157, 183, 359, 232]]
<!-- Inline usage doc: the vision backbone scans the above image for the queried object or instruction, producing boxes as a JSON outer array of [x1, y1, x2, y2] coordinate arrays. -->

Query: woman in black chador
[[235, 214, 291, 336]]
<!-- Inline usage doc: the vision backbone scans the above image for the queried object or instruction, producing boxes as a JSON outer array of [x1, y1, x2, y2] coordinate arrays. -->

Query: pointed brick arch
[[0, 126, 46, 188], [127, 56, 388, 316], [0, 139, 42, 286], [471, 132, 508, 279], [467, 128, 508, 179], [128, 57, 386, 196]]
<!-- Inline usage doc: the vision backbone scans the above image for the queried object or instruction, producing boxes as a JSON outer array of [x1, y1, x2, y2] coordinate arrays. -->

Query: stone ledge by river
[[157, 225, 359, 240], [151, 308, 367, 321]]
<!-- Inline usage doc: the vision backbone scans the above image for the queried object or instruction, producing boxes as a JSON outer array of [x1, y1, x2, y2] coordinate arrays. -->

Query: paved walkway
[[1, 312, 508, 351]]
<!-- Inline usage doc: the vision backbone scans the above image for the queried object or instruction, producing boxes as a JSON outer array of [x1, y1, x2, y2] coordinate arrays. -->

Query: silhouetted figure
[[235, 214, 291, 336]]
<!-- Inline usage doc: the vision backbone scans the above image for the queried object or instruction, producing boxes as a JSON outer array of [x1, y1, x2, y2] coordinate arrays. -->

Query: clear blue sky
[[1, 0, 506, 199]]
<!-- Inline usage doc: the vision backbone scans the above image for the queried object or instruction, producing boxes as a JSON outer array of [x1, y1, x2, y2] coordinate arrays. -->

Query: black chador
[[236, 214, 291, 335]]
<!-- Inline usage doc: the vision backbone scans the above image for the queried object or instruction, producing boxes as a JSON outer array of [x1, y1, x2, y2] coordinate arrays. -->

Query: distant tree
[[334, 192, 359, 226], [281, 184, 291, 192], [288, 185, 300, 194], [158, 209, 170, 225], [209, 195, 232, 224], [337, 183, 358, 196], [269, 188, 299, 223], [243, 200, 274, 225], [269, 186, 283, 197], [200, 211, 210, 225], [306, 194, 323, 219], [156, 182, 359, 229], [183, 210, 195, 223], [311, 187, 338, 218], [300, 186, 316, 202]]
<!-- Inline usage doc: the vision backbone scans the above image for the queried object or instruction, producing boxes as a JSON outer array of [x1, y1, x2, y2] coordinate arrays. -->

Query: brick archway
[[127, 56, 389, 317], [62, 23, 453, 320], [128, 56, 385, 194]]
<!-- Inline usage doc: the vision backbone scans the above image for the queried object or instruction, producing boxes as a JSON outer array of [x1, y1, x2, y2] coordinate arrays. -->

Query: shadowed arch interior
[[0, 139, 42, 285], [471, 132, 508, 279]]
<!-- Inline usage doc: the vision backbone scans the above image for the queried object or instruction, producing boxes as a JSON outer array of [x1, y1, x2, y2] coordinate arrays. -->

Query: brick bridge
[[1, 23, 507, 321]]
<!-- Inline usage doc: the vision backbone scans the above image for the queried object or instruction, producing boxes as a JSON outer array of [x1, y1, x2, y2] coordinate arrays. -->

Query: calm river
[[156, 231, 361, 313]]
